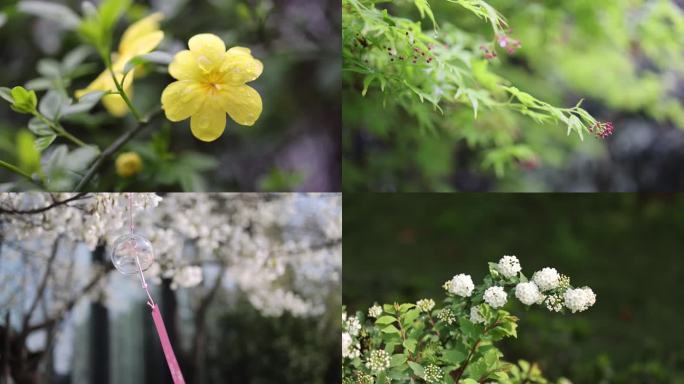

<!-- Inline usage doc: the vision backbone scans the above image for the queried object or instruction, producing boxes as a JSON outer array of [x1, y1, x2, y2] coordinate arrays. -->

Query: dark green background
[[343, 193, 684, 383]]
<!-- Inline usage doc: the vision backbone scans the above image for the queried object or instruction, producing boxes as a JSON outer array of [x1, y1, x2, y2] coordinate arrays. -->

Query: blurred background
[[0, 0, 340, 191], [0, 193, 341, 384], [343, 193, 684, 383], [343, 0, 684, 192]]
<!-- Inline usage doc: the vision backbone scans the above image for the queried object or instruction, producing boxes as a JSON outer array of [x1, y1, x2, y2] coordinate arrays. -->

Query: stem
[[74, 108, 162, 191], [34, 112, 91, 148], [104, 55, 142, 121], [0, 159, 33, 181]]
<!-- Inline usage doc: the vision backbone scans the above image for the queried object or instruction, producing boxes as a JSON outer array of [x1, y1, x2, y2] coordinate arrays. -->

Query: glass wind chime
[[111, 194, 186, 384]]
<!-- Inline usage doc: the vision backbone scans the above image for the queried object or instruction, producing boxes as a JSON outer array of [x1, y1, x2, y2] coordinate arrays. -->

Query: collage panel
[[0, 0, 340, 192], [0, 192, 341, 383], [342, 193, 684, 383], [342, 0, 684, 192]]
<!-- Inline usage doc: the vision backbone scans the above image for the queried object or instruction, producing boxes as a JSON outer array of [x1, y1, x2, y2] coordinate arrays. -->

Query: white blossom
[[416, 298, 435, 313], [532, 267, 560, 291], [515, 282, 543, 305], [448, 274, 474, 297], [497, 255, 521, 278], [483, 286, 507, 308], [368, 304, 382, 318], [342, 332, 360, 359], [469, 306, 485, 324], [365, 350, 391, 372], [564, 287, 596, 313]]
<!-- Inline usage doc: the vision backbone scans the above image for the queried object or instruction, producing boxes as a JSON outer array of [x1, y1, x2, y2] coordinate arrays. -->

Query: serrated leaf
[[407, 361, 424, 377], [381, 324, 401, 334], [390, 354, 407, 367]]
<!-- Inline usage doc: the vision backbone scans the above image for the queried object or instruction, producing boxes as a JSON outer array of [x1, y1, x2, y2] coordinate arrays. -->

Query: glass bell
[[111, 233, 154, 275]]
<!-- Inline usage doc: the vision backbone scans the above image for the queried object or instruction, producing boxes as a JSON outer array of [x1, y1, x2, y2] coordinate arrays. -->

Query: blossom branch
[[75, 108, 162, 191], [21, 238, 60, 332], [0, 193, 88, 215]]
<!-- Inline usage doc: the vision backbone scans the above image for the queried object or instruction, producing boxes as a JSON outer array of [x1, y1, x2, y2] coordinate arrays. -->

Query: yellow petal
[[168, 50, 201, 81], [119, 13, 164, 55], [102, 93, 129, 117], [161, 80, 206, 122], [190, 100, 226, 142], [217, 84, 262, 126], [221, 46, 263, 85], [120, 31, 164, 57], [188, 33, 226, 72]]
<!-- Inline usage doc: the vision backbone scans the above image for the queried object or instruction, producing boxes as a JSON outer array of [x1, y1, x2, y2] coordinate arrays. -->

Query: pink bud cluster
[[589, 121, 615, 139]]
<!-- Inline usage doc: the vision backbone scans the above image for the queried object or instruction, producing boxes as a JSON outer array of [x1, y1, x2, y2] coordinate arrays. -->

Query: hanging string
[[124, 193, 185, 384], [126, 193, 155, 307]]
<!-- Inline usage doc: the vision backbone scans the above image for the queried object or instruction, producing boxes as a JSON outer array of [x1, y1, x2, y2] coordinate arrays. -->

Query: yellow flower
[[161, 33, 263, 142], [115, 152, 143, 177], [76, 13, 164, 117]]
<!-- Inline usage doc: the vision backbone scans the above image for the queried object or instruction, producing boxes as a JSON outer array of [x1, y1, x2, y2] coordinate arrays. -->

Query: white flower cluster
[[532, 267, 560, 291], [469, 306, 485, 324], [436, 308, 456, 325], [368, 304, 382, 318], [416, 298, 435, 313], [343, 312, 362, 337], [448, 274, 474, 297], [564, 287, 596, 313], [342, 332, 360, 359], [0, 193, 342, 319], [424, 364, 444, 383], [515, 282, 543, 305], [365, 350, 391, 372], [497, 255, 521, 278], [483, 286, 507, 308]]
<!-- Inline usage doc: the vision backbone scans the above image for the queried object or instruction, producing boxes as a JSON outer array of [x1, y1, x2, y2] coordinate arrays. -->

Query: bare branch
[[22, 237, 60, 333], [75, 108, 162, 192]]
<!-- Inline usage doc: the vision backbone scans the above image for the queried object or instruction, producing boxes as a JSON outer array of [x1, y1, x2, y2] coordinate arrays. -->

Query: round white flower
[[564, 287, 596, 313], [497, 255, 521, 278], [483, 286, 507, 308], [515, 282, 543, 305], [368, 304, 382, 318], [365, 350, 391, 372], [532, 267, 560, 291], [342, 332, 360, 359], [449, 274, 474, 297], [343, 314, 361, 336], [470, 306, 485, 324], [416, 298, 435, 313]]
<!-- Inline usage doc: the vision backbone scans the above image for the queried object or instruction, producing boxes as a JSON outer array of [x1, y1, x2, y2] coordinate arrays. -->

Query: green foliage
[[342, 256, 588, 383], [78, 0, 132, 58], [343, 0, 684, 191]]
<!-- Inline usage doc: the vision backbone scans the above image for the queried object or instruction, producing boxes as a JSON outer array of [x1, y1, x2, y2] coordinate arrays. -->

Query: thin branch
[[24, 264, 112, 335], [0, 193, 88, 215], [75, 108, 162, 191], [22, 238, 60, 333]]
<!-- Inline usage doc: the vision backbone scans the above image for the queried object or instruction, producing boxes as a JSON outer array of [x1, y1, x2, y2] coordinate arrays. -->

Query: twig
[[74, 108, 162, 191], [0, 193, 88, 215], [22, 237, 60, 332]]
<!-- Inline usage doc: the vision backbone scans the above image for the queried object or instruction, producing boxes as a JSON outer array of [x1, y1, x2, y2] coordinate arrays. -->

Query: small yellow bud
[[115, 152, 143, 177]]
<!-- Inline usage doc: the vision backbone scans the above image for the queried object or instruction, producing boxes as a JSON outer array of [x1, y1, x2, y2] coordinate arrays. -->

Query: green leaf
[[402, 308, 420, 326], [25, 78, 54, 91], [0, 87, 13, 103], [402, 338, 417, 353], [10, 86, 37, 114], [62, 46, 93, 72], [407, 361, 424, 377], [122, 51, 174, 75], [390, 354, 407, 367], [37, 59, 62, 78], [16, 131, 41, 174], [375, 316, 397, 325], [34, 134, 57, 152], [62, 91, 105, 116], [442, 347, 467, 364], [18, 1, 81, 29], [39, 91, 68, 120], [63, 145, 99, 172], [381, 324, 401, 334], [28, 118, 53, 136]]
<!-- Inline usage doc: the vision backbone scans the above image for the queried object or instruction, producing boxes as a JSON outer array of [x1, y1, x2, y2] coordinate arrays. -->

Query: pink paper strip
[[151, 304, 186, 384]]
